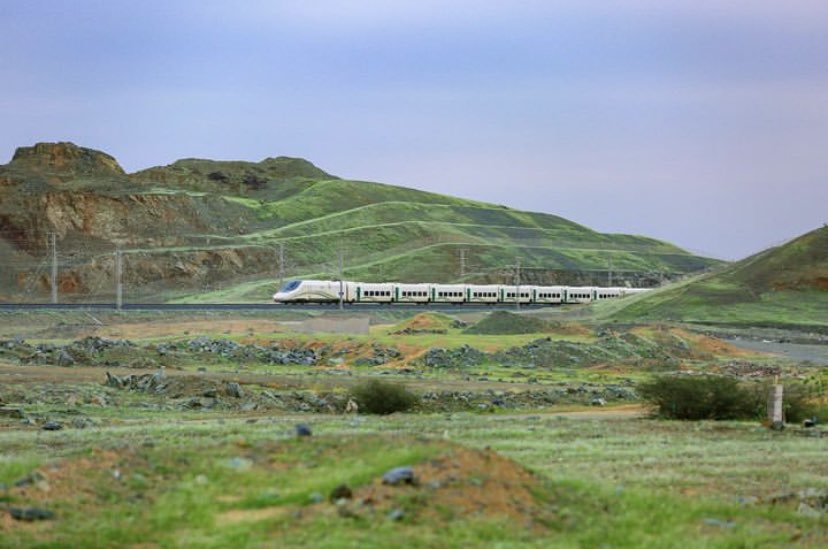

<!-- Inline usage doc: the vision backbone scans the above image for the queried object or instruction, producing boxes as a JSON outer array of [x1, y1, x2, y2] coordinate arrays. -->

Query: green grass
[[2, 415, 825, 547], [607, 227, 828, 329], [2, 148, 721, 303]]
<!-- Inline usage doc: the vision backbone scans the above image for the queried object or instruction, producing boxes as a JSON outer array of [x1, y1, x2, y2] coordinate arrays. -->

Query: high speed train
[[272, 280, 650, 305]]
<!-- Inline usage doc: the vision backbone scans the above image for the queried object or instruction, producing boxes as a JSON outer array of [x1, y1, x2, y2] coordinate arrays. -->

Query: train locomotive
[[272, 279, 650, 305]]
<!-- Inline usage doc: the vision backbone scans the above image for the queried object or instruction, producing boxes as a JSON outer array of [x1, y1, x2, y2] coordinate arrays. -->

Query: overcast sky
[[2, 1, 826, 260]]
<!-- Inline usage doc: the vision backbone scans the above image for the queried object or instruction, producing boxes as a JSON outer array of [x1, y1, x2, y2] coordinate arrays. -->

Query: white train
[[272, 280, 650, 305]]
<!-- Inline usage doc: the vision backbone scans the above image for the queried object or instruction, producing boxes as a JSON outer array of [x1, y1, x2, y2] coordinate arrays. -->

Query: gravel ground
[[726, 339, 828, 365]]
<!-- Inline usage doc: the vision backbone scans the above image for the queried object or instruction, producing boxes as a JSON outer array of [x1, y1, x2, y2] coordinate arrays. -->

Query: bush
[[745, 382, 823, 424], [639, 375, 755, 420], [350, 380, 418, 415]]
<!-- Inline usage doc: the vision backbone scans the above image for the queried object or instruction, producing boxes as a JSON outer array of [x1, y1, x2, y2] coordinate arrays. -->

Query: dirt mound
[[464, 311, 549, 335], [389, 313, 458, 335], [630, 326, 750, 360], [0, 448, 129, 533], [2, 438, 557, 539], [341, 445, 554, 528]]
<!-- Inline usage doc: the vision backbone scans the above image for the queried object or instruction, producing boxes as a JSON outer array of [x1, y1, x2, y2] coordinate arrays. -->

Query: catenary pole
[[50, 233, 58, 304], [115, 247, 123, 310], [338, 249, 344, 310]]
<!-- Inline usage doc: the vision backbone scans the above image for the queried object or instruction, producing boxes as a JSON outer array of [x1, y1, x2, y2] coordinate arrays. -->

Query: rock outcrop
[[9, 142, 125, 178]]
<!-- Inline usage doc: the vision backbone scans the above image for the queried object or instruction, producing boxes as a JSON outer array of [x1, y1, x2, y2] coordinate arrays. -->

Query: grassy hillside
[[0, 142, 720, 302], [609, 226, 828, 329]]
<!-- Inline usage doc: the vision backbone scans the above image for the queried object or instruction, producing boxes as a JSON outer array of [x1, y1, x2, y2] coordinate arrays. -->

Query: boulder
[[382, 466, 416, 486]]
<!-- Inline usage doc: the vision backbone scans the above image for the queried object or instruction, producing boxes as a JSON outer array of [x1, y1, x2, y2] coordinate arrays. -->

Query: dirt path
[[491, 404, 648, 421], [0, 363, 550, 393]]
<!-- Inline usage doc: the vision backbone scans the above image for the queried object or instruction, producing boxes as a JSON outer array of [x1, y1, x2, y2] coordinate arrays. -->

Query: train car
[[395, 283, 431, 303], [273, 280, 347, 303], [431, 284, 466, 304], [533, 286, 565, 304], [593, 287, 622, 300], [500, 285, 533, 304], [564, 286, 595, 304], [353, 282, 394, 303], [466, 285, 499, 304], [621, 288, 651, 297]]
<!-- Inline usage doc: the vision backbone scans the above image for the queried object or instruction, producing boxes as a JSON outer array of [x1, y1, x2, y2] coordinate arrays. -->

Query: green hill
[[0, 142, 720, 303], [609, 226, 828, 329]]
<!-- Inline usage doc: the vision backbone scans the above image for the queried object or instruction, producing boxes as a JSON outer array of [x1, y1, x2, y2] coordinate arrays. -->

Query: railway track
[[0, 302, 550, 312]]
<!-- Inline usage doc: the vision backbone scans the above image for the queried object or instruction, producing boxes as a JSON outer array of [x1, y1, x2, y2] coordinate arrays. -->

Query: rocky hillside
[[0, 142, 720, 302]]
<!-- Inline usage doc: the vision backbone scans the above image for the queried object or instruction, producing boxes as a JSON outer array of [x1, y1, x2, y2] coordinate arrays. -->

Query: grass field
[[1, 309, 826, 546], [2, 411, 826, 547]]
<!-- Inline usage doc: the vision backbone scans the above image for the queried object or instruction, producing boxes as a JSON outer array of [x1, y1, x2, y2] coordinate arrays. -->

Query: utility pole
[[459, 248, 466, 279], [115, 247, 123, 310], [338, 249, 344, 311], [515, 258, 521, 311], [278, 242, 285, 288], [49, 233, 58, 304], [608, 258, 613, 287]]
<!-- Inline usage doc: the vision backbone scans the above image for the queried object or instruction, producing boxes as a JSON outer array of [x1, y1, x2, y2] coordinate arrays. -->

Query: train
[[272, 279, 650, 305]]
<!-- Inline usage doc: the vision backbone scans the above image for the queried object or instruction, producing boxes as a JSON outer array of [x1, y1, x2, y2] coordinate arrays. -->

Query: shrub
[[350, 380, 418, 415], [745, 382, 823, 424], [639, 375, 755, 420]]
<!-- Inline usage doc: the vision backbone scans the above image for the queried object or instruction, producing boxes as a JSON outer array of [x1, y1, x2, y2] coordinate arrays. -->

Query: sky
[[1, 1, 827, 260]]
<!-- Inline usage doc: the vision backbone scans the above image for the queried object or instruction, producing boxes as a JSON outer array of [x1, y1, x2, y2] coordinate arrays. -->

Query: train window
[[279, 280, 302, 292]]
